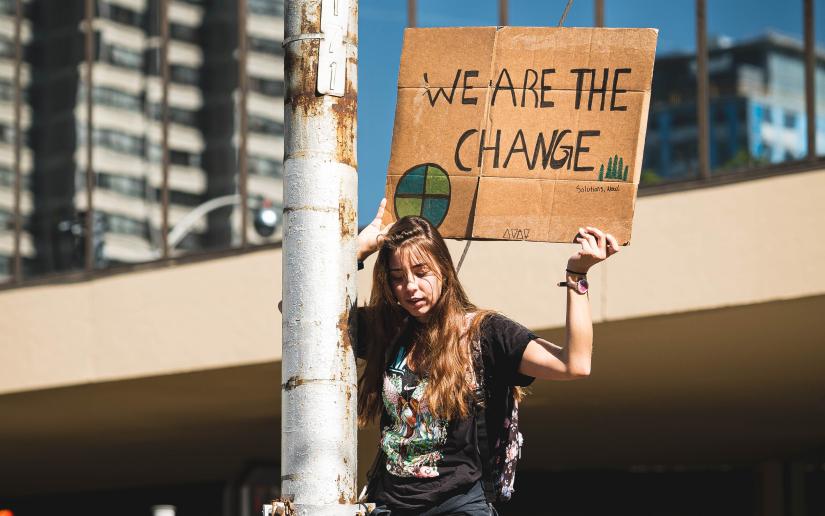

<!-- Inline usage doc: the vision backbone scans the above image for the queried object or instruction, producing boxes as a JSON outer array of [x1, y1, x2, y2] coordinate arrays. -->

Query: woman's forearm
[[564, 274, 593, 377]]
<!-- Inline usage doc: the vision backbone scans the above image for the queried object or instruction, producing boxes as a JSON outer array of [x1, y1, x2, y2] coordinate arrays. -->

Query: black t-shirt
[[362, 313, 537, 511]]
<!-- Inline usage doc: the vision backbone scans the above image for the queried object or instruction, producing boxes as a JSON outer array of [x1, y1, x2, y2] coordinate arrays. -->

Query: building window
[[98, 172, 147, 198], [144, 48, 161, 76], [249, 115, 283, 135], [99, 42, 143, 71], [84, 85, 143, 113], [0, 208, 11, 230], [148, 103, 198, 127], [170, 22, 198, 44], [783, 111, 797, 129], [93, 128, 146, 157], [101, 4, 146, 30], [0, 79, 13, 101], [0, 36, 14, 59], [148, 143, 162, 164], [0, 0, 14, 16], [170, 149, 201, 168], [249, 155, 283, 178], [249, 76, 284, 97], [167, 189, 202, 208], [0, 166, 14, 187], [249, 0, 284, 17], [106, 213, 149, 239], [170, 64, 199, 86], [0, 123, 14, 144], [249, 36, 283, 57]]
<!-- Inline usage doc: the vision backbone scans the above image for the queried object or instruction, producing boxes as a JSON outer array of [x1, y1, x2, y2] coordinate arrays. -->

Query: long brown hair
[[357, 216, 490, 427]]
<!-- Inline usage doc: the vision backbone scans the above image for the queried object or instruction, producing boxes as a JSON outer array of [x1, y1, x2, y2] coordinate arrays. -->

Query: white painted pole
[[281, 0, 359, 514]]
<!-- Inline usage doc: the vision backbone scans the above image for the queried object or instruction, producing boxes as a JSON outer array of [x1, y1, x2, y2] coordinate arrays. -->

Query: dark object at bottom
[[370, 480, 498, 516]]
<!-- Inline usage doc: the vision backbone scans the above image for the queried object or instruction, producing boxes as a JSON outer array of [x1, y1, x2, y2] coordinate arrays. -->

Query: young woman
[[356, 199, 620, 516]]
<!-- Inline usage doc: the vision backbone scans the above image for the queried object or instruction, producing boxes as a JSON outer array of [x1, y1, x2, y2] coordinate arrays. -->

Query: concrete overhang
[[1, 168, 824, 495]]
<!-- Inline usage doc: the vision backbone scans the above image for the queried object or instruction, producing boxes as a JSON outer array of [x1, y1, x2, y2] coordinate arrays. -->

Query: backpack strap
[[471, 335, 496, 503]]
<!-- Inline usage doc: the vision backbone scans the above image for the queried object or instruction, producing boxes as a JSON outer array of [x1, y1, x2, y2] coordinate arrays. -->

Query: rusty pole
[[281, 0, 359, 514], [595, 0, 604, 27], [407, 0, 416, 28], [804, 0, 816, 161], [695, 0, 711, 180]]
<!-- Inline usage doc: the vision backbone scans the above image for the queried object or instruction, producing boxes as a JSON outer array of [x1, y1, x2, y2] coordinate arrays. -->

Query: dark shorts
[[370, 480, 497, 516]]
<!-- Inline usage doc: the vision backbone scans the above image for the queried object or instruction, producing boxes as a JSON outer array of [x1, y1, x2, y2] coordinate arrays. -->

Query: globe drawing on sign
[[394, 163, 451, 228]]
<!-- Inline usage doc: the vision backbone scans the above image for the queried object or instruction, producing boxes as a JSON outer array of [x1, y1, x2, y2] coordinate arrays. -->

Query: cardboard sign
[[381, 27, 658, 243]]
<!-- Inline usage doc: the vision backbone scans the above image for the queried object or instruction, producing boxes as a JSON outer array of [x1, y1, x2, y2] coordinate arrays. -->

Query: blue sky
[[356, 0, 825, 222]]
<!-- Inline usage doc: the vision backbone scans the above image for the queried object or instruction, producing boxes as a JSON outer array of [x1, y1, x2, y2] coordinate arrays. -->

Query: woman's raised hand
[[357, 198, 392, 262], [567, 226, 620, 273]]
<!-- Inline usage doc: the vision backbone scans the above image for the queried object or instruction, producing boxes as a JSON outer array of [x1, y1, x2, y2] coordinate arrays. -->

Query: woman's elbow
[[567, 365, 591, 379]]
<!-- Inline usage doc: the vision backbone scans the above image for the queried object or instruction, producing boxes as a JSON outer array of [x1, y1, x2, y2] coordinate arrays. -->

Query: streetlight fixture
[[60, 195, 282, 267], [164, 194, 280, 251]]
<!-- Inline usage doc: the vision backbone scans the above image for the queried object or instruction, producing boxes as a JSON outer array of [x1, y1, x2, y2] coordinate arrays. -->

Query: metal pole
[[160, 0, 171, 258], [12, 0, 22, 282], [238, 0, 250, 246], [804, 0, 816, 161], [282, 0, 359, 513], [84, 0, 95, 270], [499, 0, 508, 26], [695, 0, 710, 179], [407, 0, 416, 28], [595, 0, 604, 27]]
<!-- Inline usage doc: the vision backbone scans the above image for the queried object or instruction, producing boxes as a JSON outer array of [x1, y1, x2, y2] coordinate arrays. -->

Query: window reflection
[[0, 2, 21, 282], [24, 0, 88, 276], [646, 33, 825, 183], [0, 0, 285, 281]]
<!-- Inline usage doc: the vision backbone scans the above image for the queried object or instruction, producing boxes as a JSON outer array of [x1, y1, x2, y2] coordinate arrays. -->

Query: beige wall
[[439, 167, 825, 329], [2, 168, 824, 396], [0, 250, 283, 394]]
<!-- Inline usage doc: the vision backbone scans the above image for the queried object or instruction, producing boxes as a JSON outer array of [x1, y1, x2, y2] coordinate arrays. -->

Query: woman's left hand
[[357, 198, 392, 262], [566, 226, 620, 273]]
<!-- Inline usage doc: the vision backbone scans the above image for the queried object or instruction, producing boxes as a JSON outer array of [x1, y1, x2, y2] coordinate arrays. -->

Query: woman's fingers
[[571, 226, 619, 270], [585, 226, 606, 251], [579, 228, 598, 255], [372, 198, 387, 226], [605, 233, 621, 255], [576, 235, 595, 255]]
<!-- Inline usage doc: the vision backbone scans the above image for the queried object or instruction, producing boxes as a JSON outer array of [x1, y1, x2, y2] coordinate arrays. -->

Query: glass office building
[[644, 32, 825, 181]]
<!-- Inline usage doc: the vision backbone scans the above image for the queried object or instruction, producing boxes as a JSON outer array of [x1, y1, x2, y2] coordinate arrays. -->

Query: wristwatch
[[558, 270, 589, 295]]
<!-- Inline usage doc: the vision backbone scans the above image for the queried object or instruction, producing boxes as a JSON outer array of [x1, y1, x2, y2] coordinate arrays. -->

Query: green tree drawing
[[599, 155, 630, 182]]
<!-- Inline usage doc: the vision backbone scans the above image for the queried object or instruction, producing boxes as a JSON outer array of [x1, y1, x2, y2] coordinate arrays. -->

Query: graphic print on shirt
[[381, 345, 448, 478]]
